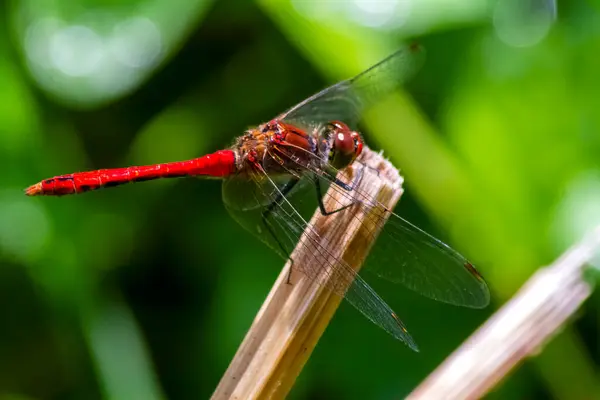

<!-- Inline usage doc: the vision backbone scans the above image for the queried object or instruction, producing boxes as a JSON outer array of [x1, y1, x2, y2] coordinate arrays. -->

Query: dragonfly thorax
[[233, 119, 363, 177], [235, 120, 321, 175]]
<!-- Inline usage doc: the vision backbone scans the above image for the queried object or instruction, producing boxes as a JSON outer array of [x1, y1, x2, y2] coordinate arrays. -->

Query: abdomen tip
[[24, 183, 42, 196]]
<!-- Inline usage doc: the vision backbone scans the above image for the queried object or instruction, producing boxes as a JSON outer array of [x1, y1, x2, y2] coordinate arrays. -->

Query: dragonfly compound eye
[[328, 121, 361, 169]]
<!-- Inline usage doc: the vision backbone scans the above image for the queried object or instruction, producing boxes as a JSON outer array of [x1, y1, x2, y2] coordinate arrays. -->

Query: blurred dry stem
[[211, 147, 404, 400], [408, 227, 600, 400]]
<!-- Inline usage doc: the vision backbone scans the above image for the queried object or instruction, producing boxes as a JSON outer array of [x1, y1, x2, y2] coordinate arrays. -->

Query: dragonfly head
[[320, 121, 363, 170]]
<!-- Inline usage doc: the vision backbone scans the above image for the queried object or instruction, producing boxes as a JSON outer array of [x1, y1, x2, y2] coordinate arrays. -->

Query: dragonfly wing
[[323, 178, 490, 308], [222, 172, 308, 260], [344, 271, 418, 350], [279, 43, 425, 131], [222, 167, 418, 349], [260, 136, 490, 308], [365, 213, 489, 308]]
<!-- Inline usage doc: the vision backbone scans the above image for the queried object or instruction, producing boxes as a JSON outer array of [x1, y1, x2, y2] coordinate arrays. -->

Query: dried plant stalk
[[408, 228, 600, 400], [211, 147, 403, 400]]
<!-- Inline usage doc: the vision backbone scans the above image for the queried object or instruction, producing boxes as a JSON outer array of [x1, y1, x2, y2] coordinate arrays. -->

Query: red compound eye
[[329, 121, 363, 169]]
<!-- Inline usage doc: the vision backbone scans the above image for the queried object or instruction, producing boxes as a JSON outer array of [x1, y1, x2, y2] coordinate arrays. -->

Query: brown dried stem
[[408, 228, 600, 400], [211, 147, 404, 400]]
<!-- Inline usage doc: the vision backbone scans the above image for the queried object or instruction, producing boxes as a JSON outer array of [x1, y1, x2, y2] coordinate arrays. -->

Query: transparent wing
[[324, 169, 489, 308], [279, 43, 425, 131], [222, 172, 308, 260], [222, 167, 419, 350], [363, 213, 489, 308], [269, 144, 490, 308]]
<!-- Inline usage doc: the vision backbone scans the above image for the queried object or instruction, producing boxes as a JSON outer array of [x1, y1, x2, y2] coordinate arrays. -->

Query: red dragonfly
[[26, 44, 489, 351]]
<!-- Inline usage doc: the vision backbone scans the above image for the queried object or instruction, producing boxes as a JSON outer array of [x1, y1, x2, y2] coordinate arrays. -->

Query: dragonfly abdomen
[[25, 150, 237, 196]]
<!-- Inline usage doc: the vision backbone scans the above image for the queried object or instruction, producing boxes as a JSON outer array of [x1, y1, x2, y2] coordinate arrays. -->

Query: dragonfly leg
[[262, 178, 300, 284], [356, 160, 381, 177], [314, 162, 368, 215], [330, 163, 365, 192], [314, 178, 356, 216]]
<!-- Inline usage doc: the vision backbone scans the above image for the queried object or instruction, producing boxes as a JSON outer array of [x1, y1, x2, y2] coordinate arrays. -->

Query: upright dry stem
[[211, 147, 403, 400], [408, 228, 600, 400]]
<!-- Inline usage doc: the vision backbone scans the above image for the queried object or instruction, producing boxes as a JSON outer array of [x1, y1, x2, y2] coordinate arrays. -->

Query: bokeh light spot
[[24, 17, 61, 70], [50, 25, 105, 77], [351, 0, 406, 29], [291, 0, 411, 30], [21, 11, 165, 106], [109, 17, 162, 69], [494, 0, 556, 48]]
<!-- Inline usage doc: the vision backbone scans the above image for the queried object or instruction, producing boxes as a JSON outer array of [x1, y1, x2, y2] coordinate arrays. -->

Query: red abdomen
[[26, 150, 237, 196]]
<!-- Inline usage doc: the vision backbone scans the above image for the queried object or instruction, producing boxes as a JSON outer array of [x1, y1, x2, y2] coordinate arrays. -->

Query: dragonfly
[[25, 43, 489, 351]]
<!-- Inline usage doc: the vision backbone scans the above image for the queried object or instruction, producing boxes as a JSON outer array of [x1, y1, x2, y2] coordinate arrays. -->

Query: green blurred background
[[1, 0, 599, 398]]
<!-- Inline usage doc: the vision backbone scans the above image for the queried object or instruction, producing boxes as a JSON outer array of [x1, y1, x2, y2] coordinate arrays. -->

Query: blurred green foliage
[[1, 0, 599, 399]]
